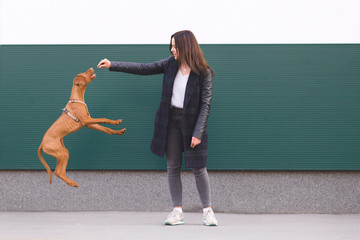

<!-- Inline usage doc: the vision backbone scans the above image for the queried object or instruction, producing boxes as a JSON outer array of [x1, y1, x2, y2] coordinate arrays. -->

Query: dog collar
[[62, 108, 80, 122], [62, 99, 88, 122], [68, 100, 88, 112]]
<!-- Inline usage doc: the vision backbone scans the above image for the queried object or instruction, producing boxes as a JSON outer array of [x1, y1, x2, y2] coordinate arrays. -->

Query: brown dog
[[38, 68, 126, 187]]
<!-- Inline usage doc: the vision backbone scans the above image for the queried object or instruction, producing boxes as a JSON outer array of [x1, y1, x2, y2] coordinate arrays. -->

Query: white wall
[[1, 0, 360, 44]]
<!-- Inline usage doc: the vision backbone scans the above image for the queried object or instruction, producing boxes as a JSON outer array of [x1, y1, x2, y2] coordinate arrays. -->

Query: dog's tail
[[38, 144, 52, 184]]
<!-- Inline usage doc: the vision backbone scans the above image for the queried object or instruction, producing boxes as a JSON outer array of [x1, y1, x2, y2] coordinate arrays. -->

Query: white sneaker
[[203, 208, 218, 226], [164, 208, 184, 225]]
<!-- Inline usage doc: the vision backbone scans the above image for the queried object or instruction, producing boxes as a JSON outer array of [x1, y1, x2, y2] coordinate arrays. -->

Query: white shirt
[[171, 70, 190, 108]]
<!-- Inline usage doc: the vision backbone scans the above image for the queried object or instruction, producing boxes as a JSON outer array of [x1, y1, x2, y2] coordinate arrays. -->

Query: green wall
[[1, 44, 359, 170]]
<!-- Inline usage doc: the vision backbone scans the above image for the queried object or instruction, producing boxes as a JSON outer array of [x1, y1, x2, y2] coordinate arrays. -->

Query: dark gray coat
[[109, 56, 212, 168]]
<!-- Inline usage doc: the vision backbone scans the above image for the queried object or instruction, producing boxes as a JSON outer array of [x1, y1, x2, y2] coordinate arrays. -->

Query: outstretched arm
[[97, 56, 173, 75]]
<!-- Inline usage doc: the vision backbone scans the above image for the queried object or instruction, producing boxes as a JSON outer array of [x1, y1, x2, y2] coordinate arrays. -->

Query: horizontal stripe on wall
[[0, 44, 360, 170]]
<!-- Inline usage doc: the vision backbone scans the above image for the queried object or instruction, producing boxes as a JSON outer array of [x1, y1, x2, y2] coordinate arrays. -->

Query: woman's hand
[[190, 137, 201, 148], [97, 58, 111, 69]]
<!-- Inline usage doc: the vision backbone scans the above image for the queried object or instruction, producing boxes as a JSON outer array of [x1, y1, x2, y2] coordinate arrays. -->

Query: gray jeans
[[165, 107, 211, 208]]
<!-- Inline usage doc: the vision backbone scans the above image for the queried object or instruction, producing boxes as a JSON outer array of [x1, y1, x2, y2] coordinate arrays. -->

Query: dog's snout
[[86, 68, 96, 80]]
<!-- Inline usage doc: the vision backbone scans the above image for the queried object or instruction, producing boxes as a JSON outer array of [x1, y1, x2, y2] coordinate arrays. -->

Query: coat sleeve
[[192, 69, 213, 140], [109, 56, 173, 75]]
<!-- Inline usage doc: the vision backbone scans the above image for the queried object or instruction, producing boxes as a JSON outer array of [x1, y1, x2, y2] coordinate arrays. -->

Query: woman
[[97, 30, 217, 226]]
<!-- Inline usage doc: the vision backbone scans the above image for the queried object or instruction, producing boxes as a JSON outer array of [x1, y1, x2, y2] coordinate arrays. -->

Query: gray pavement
[[0, 212, 359, 240], [2, 171, 360, 214]]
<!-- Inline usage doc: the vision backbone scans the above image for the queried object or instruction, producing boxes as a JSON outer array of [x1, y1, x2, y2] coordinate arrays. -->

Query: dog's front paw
[[114, 128, 126, 135], [115, 119, 122, 125]]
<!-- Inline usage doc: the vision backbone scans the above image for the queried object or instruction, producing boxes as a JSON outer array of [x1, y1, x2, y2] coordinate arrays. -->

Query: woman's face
[[171, 38, 178, 60]]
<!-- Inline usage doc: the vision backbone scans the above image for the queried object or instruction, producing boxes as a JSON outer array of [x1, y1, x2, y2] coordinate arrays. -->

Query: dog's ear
[[73, 75, 86, 86]]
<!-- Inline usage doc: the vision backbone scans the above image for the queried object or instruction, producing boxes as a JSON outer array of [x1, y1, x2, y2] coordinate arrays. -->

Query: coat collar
[[167, 59, 200, 108], [183, 71, 200, 108]]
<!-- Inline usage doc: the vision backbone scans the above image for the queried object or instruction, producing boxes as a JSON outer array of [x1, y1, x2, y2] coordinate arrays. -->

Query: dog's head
[[73, 68, 96, 86]]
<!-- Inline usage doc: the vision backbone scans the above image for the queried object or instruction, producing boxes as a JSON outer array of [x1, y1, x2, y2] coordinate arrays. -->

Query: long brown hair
[[169, 30, 214, 76]]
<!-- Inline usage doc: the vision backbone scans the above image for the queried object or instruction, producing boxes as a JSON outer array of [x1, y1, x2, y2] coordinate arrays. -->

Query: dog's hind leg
[[53, 143, 79, 188]]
